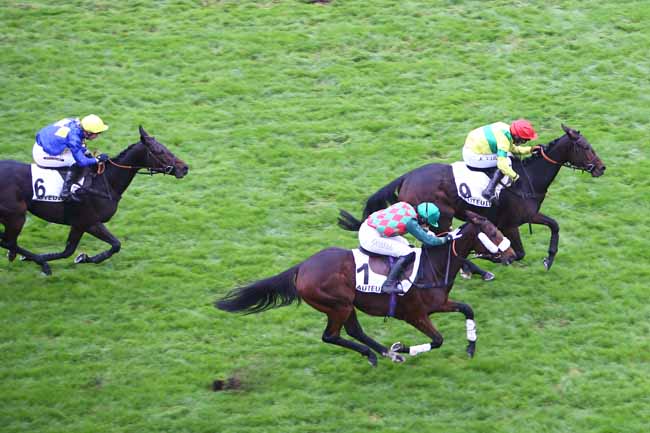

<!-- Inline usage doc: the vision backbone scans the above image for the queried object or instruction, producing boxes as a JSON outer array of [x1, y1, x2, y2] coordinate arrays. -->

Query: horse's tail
[[337, 209, 363, 231], [362, 175, 405, 219], [215, 265, 301, 314]]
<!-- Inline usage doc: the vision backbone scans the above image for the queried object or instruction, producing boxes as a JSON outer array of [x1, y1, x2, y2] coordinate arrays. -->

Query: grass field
[[1, 1, 650, 432]]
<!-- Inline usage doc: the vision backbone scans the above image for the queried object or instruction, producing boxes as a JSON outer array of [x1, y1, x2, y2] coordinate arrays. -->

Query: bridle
[[105, 142, 176, 175], [537, 136, 598, 174]]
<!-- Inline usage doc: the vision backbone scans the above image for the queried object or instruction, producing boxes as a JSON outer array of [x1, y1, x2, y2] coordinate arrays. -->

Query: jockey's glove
[[96, 153, 109, 163]]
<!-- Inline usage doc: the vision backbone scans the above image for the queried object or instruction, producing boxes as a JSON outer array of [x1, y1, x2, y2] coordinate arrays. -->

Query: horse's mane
[[520, 134, 565, 168], [112, 141, 141, 161]]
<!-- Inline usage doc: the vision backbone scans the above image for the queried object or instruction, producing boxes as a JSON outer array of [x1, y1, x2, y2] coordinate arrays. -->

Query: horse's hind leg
[[322, 312, 378, 367], [74, 223, 121, 264], [0, 215, 51, 275], [343, 310, 398, 361], [28, 226, 85, 263]]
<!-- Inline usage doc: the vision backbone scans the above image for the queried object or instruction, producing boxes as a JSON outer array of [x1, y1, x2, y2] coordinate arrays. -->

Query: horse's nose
[[176, 165, 189, 178]]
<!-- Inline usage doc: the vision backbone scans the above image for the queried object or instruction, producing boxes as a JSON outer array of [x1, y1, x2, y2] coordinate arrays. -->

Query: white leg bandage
[[466, 319, 477, 342], [409, 343, 432, 356]]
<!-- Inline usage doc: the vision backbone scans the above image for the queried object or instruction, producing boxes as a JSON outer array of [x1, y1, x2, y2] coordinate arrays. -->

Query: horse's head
[[138, 126, 189, 178], [463, 211, 517, 265], [543, 124, 605, 177]]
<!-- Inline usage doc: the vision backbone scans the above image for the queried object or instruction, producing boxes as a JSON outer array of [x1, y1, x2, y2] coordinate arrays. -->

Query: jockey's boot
[[482, 170, 504, 203], [61, 165, 82, 202], [381, 252, 416, 294]]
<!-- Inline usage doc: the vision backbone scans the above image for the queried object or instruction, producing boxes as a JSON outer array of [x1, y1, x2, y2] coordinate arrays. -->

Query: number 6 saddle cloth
[[30, 164, 86, 202], [351, 248, 423, 295]]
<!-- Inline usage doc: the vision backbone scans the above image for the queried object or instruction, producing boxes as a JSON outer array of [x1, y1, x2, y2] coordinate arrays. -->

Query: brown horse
[[0, 126, 188, 275], [216, 211, 516, 366], [347, 124, 605, 271]]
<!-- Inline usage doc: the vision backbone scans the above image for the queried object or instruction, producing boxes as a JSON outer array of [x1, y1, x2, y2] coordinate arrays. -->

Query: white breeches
[[463, 147, 511, 169], [33, 142, 75, 168], [358, 222, 413, 257]]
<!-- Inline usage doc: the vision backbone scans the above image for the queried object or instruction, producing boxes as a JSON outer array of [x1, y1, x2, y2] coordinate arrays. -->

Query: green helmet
[[416, 202, 440, 227]]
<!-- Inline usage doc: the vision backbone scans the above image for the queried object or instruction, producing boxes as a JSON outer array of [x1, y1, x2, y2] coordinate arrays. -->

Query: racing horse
[[0, 126, 189, 275], [216, 211, 516, 366], [345, 124, 605, 271]]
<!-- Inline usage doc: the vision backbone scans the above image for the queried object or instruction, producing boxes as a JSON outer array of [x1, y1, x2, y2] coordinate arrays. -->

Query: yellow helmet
[[80, 114, 109, 133]]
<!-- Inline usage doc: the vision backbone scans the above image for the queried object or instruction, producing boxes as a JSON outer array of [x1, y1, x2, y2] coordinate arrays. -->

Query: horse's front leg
[[343, 310, 402, 363], [528, 213, 559, 270], [438, 300, 477, 358], [396, 300, 477, 357], [74, 223, 121, 264]]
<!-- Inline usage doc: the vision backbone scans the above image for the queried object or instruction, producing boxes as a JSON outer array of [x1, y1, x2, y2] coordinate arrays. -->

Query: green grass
[[2, 1, 650, 432]]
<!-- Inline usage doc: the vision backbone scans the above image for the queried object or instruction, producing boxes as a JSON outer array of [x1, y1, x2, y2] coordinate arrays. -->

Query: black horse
[[344, 124, 605, 271], [217, 211, 516, 366], [0, 126, 188, 275]]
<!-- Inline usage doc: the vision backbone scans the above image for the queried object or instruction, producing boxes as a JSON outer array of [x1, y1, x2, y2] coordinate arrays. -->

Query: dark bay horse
[[216, 211, 516, 367], [348, 124, 605, 271], [0, 126, 188, 275]]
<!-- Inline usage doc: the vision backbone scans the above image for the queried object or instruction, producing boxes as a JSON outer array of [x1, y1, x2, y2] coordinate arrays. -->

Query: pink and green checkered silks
[[366, 202, 417, 237]]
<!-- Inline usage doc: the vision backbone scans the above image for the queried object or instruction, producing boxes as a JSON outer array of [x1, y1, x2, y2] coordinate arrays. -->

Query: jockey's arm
[[68, 134, 99, 167], [496, 153, 519, 180], [405, 219, 448, 247], [511, 144, 533, 156]]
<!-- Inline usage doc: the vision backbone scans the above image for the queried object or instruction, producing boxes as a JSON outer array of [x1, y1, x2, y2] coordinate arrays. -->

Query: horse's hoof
[[390, 342, 404, 353], [20, 255, 30, 262], [460, 269, 472, 279], [543, 257, 553, 271], [367, 352, 378, 367], [41, 263, 52, 276], [7, 251, 16, 262], [75, 253, 89, 264], [466, 341, 476, 358], [481, 272, 495, 281]]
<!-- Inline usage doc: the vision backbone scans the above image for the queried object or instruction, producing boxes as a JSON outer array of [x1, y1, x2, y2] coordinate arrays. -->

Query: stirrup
[[381, 281, 402, 294]]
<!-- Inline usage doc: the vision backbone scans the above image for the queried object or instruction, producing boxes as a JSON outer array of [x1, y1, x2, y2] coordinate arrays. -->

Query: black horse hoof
[[466, 341, 476, 358], [41, 263, 52, 276], [75, 253, 89, 264], [367, 352, 378, 367], [481, 272, 495, 281], [543, 257, 553, 271]]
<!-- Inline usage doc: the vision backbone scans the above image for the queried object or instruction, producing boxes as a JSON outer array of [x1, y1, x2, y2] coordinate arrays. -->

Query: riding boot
[[481, 170, 504, 203], [381, 252, 416, 294], [61, 165, 82, 202]]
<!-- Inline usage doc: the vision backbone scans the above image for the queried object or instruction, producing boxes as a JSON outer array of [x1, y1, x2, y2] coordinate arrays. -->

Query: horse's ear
[[561, 123, 579, 139], [139, 125, 149, 138]]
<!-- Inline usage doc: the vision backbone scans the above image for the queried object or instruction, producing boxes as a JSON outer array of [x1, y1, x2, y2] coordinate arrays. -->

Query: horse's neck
[[516, 140, 567, 195], [103, 142, 144, 196], [421, 243, 465, 290]]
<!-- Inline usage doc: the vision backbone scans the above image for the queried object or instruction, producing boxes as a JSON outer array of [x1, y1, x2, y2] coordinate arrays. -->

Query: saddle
[[352, 248, 423, 294]]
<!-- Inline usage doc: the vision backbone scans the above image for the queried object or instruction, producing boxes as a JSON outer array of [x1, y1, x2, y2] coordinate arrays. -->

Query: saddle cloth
[[352, 247, 422, 294], [30, 165, 85, 202], [451, 161, 507, 208]]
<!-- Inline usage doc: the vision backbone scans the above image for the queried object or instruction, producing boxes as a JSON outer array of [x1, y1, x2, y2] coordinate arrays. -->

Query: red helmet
[[510, 119, 538, 140]]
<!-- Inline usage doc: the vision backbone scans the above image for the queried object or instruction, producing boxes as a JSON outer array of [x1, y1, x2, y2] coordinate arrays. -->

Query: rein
[[107, 158, 174, 175], [410, 232, 469, 291], [538, 143, 597, 173]]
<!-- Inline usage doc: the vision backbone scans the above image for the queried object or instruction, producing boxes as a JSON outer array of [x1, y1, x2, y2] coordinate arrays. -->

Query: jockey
[[358, 201, 456, 294], [33, 115, 110, 202], [462, 119, 540, 203]]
